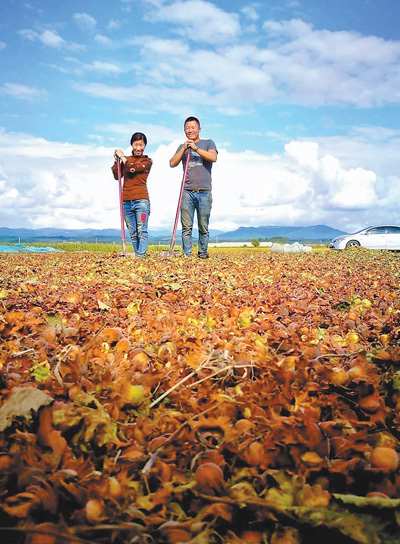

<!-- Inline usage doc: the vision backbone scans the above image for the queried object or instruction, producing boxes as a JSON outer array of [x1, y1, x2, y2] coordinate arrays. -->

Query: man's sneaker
[[198, 253, 210, 259]]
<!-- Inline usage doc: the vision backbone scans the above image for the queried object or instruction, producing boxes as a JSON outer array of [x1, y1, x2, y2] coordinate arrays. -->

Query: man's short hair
[[184, 116, 200, 128]]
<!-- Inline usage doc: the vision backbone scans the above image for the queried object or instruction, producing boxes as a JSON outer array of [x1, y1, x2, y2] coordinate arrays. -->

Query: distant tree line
[[251, 237, 291, 246]]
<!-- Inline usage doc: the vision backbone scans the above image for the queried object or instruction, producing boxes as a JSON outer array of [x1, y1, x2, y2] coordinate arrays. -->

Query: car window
[[367, 227, 386, 235], [385, 226, 400, 234]]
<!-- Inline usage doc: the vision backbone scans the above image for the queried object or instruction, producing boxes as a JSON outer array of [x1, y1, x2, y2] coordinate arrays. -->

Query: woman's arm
[[114, 148, 127, 165], [125, 156, 153, 173]]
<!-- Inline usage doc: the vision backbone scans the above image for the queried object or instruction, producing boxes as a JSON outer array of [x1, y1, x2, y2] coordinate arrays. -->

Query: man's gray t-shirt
[[177, 139, 217, 191]]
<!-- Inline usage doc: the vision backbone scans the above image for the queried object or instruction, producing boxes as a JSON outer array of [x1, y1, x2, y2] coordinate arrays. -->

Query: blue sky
[[1, 0, 400, 234]]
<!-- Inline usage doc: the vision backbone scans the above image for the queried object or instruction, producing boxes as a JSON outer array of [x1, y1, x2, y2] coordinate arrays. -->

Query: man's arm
[[195, 147, 217, 162], [170, 140, 218, 167], [169, 145, 185, 168], [193, 139, 217, 162]]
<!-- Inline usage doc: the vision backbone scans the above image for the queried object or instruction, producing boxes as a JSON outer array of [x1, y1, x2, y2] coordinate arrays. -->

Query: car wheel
[[345, 240, 361, 248]]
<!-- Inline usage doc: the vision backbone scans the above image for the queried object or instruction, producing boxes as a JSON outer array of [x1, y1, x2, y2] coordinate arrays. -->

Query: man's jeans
[[181, 190, 212, 256], [123, 199, 150, 257]]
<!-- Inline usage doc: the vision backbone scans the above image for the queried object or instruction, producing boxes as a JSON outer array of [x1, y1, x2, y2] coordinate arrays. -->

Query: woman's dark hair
[[130, 132, 147, 146], [184, 116, 200, 128]]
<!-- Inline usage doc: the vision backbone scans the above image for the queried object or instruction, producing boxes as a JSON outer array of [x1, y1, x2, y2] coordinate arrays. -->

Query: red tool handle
[[117, 159, 127, 256], [169, 150, 191, 252]]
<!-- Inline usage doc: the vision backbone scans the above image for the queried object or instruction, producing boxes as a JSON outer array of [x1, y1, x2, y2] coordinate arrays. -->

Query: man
[[169, 116, 217, 258]]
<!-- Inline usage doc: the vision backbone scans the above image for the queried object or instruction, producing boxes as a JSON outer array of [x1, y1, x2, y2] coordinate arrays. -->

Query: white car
[[329, 225, 400, 250]]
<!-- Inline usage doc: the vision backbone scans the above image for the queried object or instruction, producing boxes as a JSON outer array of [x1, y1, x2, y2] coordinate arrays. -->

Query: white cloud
[[40, 29, 65, 48], [74, 81, 215, 115], [74, 82, 139, 101], [46, 57, 120, 77], [79, 15, 400, 113], [144, 0, 240, 44], [308, 127, 400, 178], [1, 83, 48, 101], [133, 13, 400, 108], [1, 128, 399, 234], [73, 12, 97, 30], [20, 8, 400, 114], [0, 130, 116, 229], [107, 20, 121, 30], [95, 122, 181, 145], [20, 28, 66, 48], [84, 61, 122, 74], [19, 28, 84, 52], [241, 5, 259, 22], [95, 34, 112, 45], [260, 19, 400, 107], [140, 37, 190, 57], [0, 41, 6, 51], [285, 141, 319, 169], [19, 29, 39, 41], [284, 142, 377, 211]]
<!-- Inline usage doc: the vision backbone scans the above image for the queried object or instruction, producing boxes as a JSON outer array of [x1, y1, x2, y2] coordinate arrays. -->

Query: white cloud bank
[[142, 0, 240, 44], [73, 10, 400, 111], [0, 83, 48, 102], [19, 29, 66, 49], [18, 28, 83, 52], [73, 13, 97, 30], [1, 128, 399, 234]]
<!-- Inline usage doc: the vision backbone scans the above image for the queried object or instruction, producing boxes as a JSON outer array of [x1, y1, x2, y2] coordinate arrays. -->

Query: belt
[[185, 189, 209, 193]]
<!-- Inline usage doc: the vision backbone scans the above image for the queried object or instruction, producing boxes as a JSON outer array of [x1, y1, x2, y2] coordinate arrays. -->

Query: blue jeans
[[123, 199, 150, 256], [181, 191, 212, 256]]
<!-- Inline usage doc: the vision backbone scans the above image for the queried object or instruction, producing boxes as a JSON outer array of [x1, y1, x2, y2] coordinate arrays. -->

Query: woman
[[112, 133, 152, 257]]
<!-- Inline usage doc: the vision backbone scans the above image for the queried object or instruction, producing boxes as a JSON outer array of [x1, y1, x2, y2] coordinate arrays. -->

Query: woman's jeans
[[123, 199, 150, 257], [181, 190, 212, 256]]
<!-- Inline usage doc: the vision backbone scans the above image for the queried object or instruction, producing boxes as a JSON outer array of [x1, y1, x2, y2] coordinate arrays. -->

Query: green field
[[2, 241, 330, 253]]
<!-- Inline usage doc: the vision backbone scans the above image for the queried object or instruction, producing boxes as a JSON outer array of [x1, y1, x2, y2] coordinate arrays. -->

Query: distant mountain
[[0, 227, 172, 244], [0, 224, 346, 244], [214, 224, 347, 242], [0, 227, 126, 241]]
